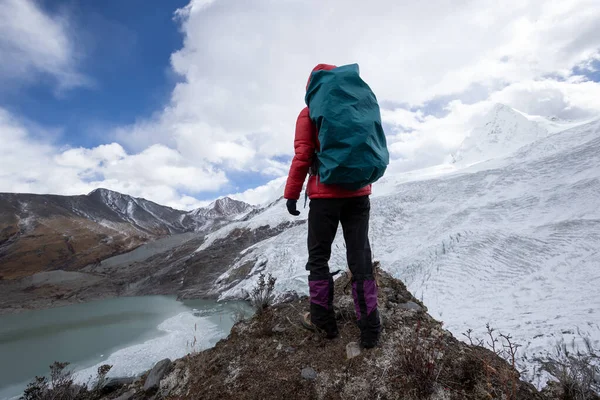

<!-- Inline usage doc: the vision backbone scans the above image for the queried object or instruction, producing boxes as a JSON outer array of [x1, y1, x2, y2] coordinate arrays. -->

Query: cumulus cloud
[[0, 108, 226, 210], [229, 176, 287, 206], [489, 78, 600, 119], [0, 0, 89, 90]]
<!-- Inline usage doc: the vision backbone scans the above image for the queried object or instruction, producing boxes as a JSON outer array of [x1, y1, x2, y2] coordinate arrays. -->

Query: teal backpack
[[305, 64, 389, 191]]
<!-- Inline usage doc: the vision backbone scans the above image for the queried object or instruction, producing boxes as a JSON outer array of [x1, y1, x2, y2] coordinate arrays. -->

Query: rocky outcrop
[[100, 271, 557, 400], [143, 359, 172, 392]]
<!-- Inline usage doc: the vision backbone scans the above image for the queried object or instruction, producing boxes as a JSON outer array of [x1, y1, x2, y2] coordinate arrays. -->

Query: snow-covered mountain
[[189, 114, 600, 384], [86, 188, 199, 234], [452, 103, 548, 165], [190, 197, 253, 220]]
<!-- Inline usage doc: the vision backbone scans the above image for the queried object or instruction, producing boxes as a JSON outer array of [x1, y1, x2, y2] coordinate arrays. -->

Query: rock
[[160, 367, 191, 397], [284, 346, 296, 353], [399, 301, 423, 312], [346, 342, 362, 359], [102, 377, 136, 392], [113, 389, 136, 400], [279, 291, 300, 303], [301, 367, 317, 380], [144, 358, 172, 392]]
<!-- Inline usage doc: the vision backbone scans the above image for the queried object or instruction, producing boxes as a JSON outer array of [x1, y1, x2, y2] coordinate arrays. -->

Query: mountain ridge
[[0, 189, 251, 280]]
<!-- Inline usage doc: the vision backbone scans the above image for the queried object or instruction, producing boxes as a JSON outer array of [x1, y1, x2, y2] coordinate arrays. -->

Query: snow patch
[[74, 311, 221, 382]]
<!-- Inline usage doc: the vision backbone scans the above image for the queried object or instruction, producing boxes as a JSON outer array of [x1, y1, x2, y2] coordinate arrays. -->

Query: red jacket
[[283, 64, 372, 201]]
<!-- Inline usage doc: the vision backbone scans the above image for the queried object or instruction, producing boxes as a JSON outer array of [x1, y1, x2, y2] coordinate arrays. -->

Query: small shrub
[[395, 320, 446, 399], [249, 273, 276, 313], [21, 362, 78, 400], [93, 364, 112, 391], [22, 376, 49, 400], [462, 324, 522, 400], [21, 361, 114, 400], [537, 335, 600, 400]]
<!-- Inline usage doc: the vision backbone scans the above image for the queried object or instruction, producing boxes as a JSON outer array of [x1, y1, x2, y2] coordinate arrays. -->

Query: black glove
[[286, 199, 300, 216]]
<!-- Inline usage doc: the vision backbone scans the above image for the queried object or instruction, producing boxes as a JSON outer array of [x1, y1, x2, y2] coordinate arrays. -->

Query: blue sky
[[1, 0, 187, 149], [0, 0, 278, 201], [1, 0, 600, 209]]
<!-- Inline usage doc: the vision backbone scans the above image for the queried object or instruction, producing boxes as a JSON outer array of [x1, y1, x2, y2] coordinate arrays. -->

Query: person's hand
[[286, 199, 301, 216]]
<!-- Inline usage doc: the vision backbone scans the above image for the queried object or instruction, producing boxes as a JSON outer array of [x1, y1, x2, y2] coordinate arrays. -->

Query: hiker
[[284, 63, 389, 348]]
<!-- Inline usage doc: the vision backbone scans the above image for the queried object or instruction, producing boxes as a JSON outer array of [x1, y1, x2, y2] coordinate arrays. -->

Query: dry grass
[[537, 335, 600, 400]]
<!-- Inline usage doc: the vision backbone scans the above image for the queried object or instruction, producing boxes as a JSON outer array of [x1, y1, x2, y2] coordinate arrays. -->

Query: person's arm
[[284, 108, 316, 201]]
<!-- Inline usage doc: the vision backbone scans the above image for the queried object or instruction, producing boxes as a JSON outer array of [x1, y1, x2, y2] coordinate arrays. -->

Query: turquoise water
[[0, 296, 251, 400]]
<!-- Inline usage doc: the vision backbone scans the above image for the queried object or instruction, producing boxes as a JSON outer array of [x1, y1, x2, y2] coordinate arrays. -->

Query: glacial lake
[[0, 296, 251, 400]]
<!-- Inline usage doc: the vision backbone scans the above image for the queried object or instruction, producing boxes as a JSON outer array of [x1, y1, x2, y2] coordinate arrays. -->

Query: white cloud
[[114, 0, 600, 186], [5, 0, 600, 208], [489, 78, 600, 119], [0, 0, 89, 89], [229, 176, 287, 206], [0, 108, 226, 210]]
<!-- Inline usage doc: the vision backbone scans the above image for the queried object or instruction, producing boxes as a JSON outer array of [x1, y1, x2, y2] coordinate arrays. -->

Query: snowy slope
[[190, 197, 253, 220], [203, 116, 600, 383], [517, 110, 600, 135], [453, 103, 548, 165], [87, 188, 194, 234]]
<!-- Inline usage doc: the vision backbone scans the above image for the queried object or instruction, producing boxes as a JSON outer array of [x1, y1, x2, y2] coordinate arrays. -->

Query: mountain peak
[[452, 104, 547, 164], [87, 188, 114, 196], [193, 197, 252, 219], [491, 102, 513, 112], [87, 188, 129, 201]]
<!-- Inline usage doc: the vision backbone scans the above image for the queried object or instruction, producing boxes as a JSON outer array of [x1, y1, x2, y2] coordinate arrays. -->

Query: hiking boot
[[351, 279, 381, 348], [360, 329, 380, 349], [301, 312, 338, 339], [358, 308, 381, 348]]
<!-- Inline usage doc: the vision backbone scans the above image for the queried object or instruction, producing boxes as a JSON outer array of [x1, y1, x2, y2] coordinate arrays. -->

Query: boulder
[[102, 377, 136, 393], [144, 358, 173, 392]]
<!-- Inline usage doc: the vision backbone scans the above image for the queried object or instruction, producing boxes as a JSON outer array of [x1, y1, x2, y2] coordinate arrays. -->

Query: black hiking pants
[[306, 196, 380, 345]]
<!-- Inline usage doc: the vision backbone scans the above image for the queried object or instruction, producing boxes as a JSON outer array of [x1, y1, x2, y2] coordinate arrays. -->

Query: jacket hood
[[307, 64, 337, 90]]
